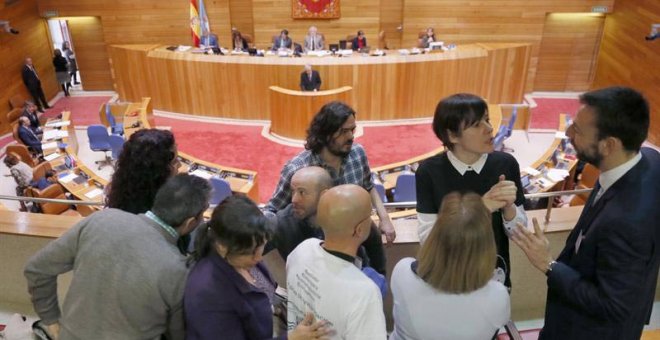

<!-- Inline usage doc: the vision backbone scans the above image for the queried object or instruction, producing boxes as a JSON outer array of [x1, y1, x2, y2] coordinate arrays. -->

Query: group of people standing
[[20, 85, 659, 340]]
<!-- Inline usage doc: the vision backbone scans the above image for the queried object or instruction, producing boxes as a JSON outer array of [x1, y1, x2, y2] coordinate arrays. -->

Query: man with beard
[[511, 86, 659, 340], [266, 101, 395, 274]]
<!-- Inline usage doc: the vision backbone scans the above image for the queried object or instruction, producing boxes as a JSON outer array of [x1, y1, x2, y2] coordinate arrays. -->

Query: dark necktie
[[311, 37, 315, 51]]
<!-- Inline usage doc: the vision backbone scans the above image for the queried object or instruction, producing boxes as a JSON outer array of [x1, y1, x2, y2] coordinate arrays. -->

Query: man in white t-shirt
[[286, 184, 387, 339]]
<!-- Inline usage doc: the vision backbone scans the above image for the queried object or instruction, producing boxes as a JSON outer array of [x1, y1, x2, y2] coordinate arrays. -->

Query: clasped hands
[[482, 174, 517, 213]]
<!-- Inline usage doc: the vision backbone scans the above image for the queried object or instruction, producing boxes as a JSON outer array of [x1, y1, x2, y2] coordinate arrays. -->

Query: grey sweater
[[24, 208, 187, 340]]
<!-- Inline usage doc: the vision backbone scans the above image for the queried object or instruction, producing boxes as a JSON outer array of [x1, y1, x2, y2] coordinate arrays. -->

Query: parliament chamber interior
[[1, 0, 659, 338]]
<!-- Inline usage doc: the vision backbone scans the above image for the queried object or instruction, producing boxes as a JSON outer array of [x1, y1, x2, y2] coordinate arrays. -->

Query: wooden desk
[[269, 86, 352, 140], [109, 43, 531, 121]]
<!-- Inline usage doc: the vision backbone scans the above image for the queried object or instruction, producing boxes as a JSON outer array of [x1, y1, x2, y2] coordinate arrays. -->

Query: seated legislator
[[272, 29, 293, 50], [415, 93, 527, 288], [4, 152, 33, 211], [34, 169, 58, 190], [22, 100, 42, 135], [352, 30, 367, 51], [232, 30, 248, 51], [418, 27, 437, 48], [300, 64, 321, 92], [17, 116, 43, 155], [24, 174, 211, 340], [184, 195, 328, 340], [303, 26, 324, 52], [390, 192, 510, 340], [200, 31, 219, 47], [287, 184, 387, 339]]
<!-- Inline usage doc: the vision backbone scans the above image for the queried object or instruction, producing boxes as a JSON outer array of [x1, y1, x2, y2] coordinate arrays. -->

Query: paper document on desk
[[523, 167, 541, 176], [45, 120, 71, 128], [59, 173, 78, 183], [43, 152, 62, 162], [84, 188, 104, 199], [190, 169, 213, 180], [42, 141, 58, 150], [555, 131, 568, 139], [546, 169, 570, 182], [42, 130, 69, 141]]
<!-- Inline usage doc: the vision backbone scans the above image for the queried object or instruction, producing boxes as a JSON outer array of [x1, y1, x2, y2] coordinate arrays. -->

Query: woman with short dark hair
[[52, 49, 71, 96], [391, 192, 510, 339], [185, 195, 329, 340]]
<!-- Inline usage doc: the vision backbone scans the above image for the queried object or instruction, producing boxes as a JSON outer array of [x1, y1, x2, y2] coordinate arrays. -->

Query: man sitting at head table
[[299, 64, 322, 92], [304, 26, 324, 52], [200, 30, 218, 47], [352, 30, 367, 51], [286, 184, 388, 340], [273, 29, 293, 50], [24, 174, 212, 340], [419, 27, 436, 48]]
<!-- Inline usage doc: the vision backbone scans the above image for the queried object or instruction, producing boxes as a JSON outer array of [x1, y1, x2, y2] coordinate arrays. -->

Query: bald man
[[286, 184, 387, 339], [265, 166, 372, 263]]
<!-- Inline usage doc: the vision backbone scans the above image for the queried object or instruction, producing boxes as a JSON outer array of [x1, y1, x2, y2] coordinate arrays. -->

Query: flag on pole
[[190, 0, 201, 47], [198, 0, 211, 38]]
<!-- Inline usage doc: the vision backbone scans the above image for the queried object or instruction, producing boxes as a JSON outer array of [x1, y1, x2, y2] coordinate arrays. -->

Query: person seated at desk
[[352, 30, 367, 51], [272, 29, 292, 51], [231, 30, 248, 51], [3, 152, 33, 211], [200, 31, 218, 47], [22, 100, 42, 136], [17, 116, 42, 155], [419, 27, 437, 48], [299, 64, 321, 92], [33, 169, 58, 190], [303, 26, 324, 52], [390, 192, 510, 340]]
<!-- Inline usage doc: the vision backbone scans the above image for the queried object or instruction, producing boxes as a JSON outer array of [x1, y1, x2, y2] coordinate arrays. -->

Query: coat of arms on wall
[[292, 0, 340, 19]]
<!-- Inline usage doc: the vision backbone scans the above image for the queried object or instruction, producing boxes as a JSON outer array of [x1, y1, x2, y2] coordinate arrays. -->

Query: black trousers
[[360, 222, 387, 275], [28, 86, 49, 110]]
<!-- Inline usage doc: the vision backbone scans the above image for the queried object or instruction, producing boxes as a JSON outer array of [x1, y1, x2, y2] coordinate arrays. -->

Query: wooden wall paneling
[[592, 0, 660, 145], [251, 0, 381, 50], [379, 0, 404, 49], [108, 45, 159, 102], [401, 0, 614, 94], [67, 16, 113, 91], [0, 0, 59, 134], [37, 0, 233, 46], [228, 0, 255, 40], [534, 13, 604, 92]]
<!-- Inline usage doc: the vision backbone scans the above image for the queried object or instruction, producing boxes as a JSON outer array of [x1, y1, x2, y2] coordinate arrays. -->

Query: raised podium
[[269, 85, 353, 140]]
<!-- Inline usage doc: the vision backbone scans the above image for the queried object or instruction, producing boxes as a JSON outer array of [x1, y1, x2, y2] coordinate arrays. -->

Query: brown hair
[[417, 192, 496, 293], [3, 153, 20, 167]]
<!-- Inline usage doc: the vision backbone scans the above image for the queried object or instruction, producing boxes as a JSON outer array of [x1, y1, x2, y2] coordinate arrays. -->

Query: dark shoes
[[10, 28, 19, 34]]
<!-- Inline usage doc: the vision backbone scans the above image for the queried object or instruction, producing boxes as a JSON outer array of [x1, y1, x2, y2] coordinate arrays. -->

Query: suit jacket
[[22, 65, 41, 90], [272, 36, 292, 50], [303, 34, 324, 52], [541, 147, 660, 340], [18, 125, 42, 153], [300, 70, 321, 91], [22, 110, 41, 133], [352, 37, 367, 51]]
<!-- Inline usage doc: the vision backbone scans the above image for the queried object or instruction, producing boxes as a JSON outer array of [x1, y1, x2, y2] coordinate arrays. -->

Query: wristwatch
[[545, 260, 557, 276]]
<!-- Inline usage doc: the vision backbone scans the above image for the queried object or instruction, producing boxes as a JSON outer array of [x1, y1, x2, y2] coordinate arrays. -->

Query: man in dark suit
[[512, 86, 659, 340], [18, 116, 43, 155], [299, 64, 321, 92], [272, 29, 292, 50], [21, 57, 50, 112]]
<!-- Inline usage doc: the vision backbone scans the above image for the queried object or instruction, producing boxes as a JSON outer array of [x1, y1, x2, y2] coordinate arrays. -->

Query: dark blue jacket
[[185, 252, 283, 340], [18, 125, 42, 154], [541, 147, 660, 340]]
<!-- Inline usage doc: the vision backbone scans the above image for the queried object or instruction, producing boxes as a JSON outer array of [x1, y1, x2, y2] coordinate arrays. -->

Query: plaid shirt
[[265, 143, 374, 213]]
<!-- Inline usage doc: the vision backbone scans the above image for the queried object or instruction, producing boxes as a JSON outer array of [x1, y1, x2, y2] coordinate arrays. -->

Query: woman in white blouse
[[390, 192, 510, 340]]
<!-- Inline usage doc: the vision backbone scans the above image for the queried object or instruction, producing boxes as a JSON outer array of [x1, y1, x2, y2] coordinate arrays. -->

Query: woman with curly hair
[[106, 129, 180, 214]]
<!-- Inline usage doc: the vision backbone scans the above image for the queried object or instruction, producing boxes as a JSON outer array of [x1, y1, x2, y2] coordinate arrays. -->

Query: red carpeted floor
[[2, 94, 574, 203], [529, 97, 579, 129]]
